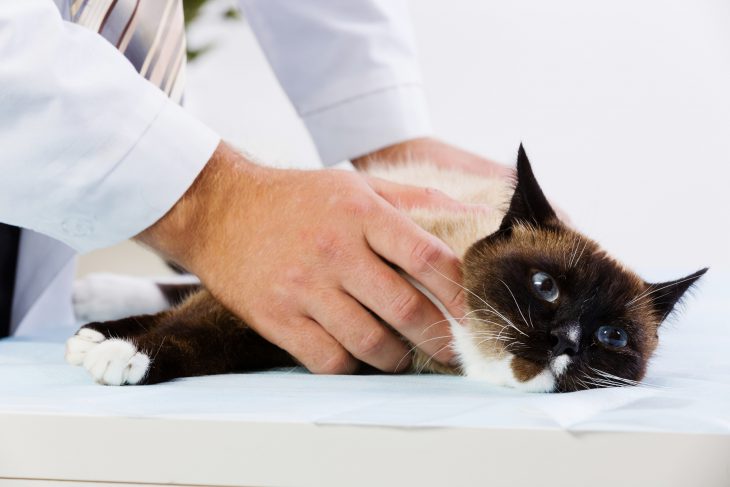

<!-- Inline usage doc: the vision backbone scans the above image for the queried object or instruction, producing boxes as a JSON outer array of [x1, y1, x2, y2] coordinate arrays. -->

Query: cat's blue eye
[[596, 326, 628, 348], [531, 271, 559, 302]]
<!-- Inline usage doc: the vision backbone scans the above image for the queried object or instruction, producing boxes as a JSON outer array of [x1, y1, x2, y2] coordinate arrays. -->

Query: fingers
[[252, 315, 359, 375], [365, 176, 467, 212], [341, 254, 455, 365], [363, 206, 467, 322], [308, 290, 412, 372]]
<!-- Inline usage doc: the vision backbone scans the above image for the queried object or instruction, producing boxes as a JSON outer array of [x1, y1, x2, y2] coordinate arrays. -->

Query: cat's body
[[66, 147, 706, 391]]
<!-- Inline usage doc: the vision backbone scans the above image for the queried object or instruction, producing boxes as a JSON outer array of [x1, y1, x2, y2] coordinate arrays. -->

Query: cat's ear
[[645, 268, 708, 322], [499, 144, 558, 232]]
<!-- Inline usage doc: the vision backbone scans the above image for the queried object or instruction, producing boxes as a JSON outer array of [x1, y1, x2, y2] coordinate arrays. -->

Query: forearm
[[136, 142, 257, 273]]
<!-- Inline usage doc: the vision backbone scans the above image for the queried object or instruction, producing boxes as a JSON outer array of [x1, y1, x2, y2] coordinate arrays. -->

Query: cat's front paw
[[66, 329, 150, 385], [84, 339, 150, 385], [65, 328, 105, 365]]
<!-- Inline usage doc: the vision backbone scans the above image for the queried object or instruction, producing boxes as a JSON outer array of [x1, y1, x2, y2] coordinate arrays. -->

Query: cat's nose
[[550, 323, 581, 357]]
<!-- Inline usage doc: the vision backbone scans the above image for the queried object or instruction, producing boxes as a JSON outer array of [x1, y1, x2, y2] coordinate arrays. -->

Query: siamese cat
[[65, 146, 706, 392]]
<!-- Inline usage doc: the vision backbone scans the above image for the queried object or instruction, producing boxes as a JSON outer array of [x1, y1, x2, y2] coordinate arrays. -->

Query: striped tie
[[71, 0, 187, 102]]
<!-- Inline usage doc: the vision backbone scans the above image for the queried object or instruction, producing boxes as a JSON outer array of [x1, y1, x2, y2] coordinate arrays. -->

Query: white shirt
[[0, 0, 431, 336]]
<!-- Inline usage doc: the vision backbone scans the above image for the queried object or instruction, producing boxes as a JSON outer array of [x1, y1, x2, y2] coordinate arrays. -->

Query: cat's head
[[456, 145, 707, 392]]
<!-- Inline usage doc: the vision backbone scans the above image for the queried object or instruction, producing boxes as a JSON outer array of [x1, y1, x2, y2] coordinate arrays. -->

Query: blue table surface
[[1, 270, 728, 434]]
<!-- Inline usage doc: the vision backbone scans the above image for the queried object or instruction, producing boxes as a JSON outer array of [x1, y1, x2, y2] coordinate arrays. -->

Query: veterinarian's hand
[[354, 137, 572, 224], [352, 137, 514, 180], [137, 142, 469, 374]]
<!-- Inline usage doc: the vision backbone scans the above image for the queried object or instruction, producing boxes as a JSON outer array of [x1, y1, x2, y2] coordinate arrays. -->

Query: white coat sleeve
[[238, 0, 432, 165], [0, 1, 220, 253]]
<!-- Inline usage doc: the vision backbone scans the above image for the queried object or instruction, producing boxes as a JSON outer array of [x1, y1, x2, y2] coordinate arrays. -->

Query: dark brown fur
[[85, 291, 294, 384]]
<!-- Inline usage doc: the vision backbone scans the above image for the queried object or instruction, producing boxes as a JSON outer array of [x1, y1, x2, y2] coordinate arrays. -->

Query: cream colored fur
[[367, 163, 512, 258]]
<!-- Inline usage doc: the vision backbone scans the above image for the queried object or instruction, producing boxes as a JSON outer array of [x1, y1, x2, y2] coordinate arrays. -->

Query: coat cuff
[[302, 84, 432, 166], [62, 100, 220, 253]]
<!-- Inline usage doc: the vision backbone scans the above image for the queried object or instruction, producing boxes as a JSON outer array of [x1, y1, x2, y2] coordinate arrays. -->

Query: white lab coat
[[0, 0, 431, 337]]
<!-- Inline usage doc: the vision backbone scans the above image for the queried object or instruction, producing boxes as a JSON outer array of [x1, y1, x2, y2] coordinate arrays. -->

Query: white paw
[[73, 273, 169, 322], [82, 338, 150, 385], [65, 328, 106, 365], [66, 328, 150, 385]]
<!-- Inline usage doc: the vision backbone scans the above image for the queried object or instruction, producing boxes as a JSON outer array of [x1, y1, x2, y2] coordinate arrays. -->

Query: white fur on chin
[[452, 322, 557, 392]]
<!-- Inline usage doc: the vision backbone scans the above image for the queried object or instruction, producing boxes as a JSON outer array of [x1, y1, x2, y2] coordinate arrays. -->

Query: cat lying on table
[[65, 146, 706, 392]]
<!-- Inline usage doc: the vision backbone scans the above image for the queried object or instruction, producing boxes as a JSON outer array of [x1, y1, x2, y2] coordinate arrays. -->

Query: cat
[[65, 145, 706, 392]]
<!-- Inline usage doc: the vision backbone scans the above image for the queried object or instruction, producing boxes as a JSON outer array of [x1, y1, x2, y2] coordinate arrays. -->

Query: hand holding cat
[[354, 137, 572, 224], [137, 142, 472, 374], [352, 137, 514, 180]]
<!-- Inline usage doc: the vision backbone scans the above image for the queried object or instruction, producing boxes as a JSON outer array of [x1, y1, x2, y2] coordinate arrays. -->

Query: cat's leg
[[65, 310, 167, 381], [66, 291, 295, 385], [73, 273, 201, 322]]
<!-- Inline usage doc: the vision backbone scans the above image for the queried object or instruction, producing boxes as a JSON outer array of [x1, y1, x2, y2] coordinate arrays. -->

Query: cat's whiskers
[[420, 317, 455, 336], [420, 301, 506, 338], [626, 289, 675, 314], [626, 300, 657, 313], [561, 237, 571, 268], [474, 336, 522, 356], [625, 274, 701, 309], [472, 284, 528, 339], [420, 259, 526, 340], [565, 234, 581, 269], [499, 279, 532, 329], [527, 303, 535, 329], [148, 335, 168, 366], [573, 374, 593, 391], [588, 366, 635, 383], [419, 306, 508, 338], [456, 307, 506, 329], [570, 239, 590, 269], [581, 378, 613, 389], [131, 316, 149, 332], [469, 307, 525, 342], [587, 376, 637, 389], [395, 334, 454, 372], [576, 369, 620, 389], [419, 307, 510, 342], [416, 340, 460, 374], [472, 332, 512, 343], [462, 315, 514, 341], [566, 236, 578, 269], [625, 285, 658, 308], [468, 327, 514, 346], [418, 259, 490, 311], [587, 365, 665, 390], [588, 366, 641, 386], [396, 329, 510, 373]]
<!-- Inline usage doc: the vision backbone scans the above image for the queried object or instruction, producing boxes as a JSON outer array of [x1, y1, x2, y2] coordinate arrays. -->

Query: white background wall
[[81, 0, 730, 282]]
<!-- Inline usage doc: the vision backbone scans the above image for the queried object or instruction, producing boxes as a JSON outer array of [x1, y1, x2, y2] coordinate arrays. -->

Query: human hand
[[352, 137, 514, 180], [353, 137, 571, 224], [137, 142, 469, 374]]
